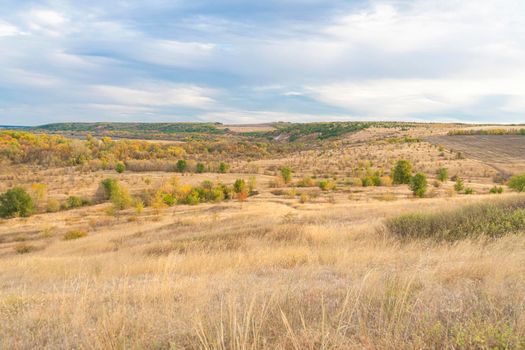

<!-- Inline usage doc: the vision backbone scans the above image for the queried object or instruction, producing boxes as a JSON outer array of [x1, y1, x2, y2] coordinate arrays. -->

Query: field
[[1, 122, 525, 349], [427, 135, 525, 175]]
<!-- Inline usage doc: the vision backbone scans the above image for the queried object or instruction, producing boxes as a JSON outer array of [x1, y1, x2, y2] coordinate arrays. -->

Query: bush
[[281, 167, 292, 184], [115, 161, 126, 173], [66, 196, 83, 209], [46, 199, 60, 213], [319, 179, 335, 191], [218, 162, 229, 173], [0, 187, 34, 218], [100, 178, 118, 200], [410, 173, 427, 198], [490, 186, 504, 194], [454, 177, 464, 193], [464, 187, 475, 195], [437, 167, 448, 182], [111, 183, 132, 210], [392, 160, 413, 184], [63, 230, 87, 240], [176, 159, 187, 173], [386, 197, 525, 241], [196, 162, 205, 173], [234, 179, 247, 194], [508, 174, 525, 192]]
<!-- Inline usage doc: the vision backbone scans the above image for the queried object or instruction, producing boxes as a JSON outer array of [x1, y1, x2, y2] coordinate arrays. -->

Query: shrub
[[185, 189, 200, 205], [392, 160, 413, 184], [46, 199, 60, 213], [162, 193, 176, 206], [176, 159, 187, 173], [218, 162, 229, 173], [233, 179, 246, 193], [508, 174, 525, 192], [115, 161, 126, 173], [386, 197, 525, 241], [281, 167, 292, 184], [100, 178, 119, 200], [66, 196, 83, 209], [319, 179, 335, 191], [437, 167, 448, 182], [196, 162, 205, 173], [410, 173, 428, 197], [464, 188, 474, 195], [110, 183, 132, 210], [63, 230, 87, 240], [0, 187, 34, 218], [490, 186, 504, 194], [454, 177, 464, 193], [297, 176, 316, 187]]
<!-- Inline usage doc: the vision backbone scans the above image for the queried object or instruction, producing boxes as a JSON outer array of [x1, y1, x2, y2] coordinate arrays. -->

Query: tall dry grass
[[1, 195, 525, 348]]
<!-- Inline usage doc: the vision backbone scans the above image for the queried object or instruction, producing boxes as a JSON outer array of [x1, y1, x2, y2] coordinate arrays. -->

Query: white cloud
[[92, 83, 216, 109], [0, 21, 22, 36]]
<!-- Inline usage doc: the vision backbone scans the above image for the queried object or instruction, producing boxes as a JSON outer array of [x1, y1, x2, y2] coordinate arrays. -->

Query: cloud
[[92, 83, 217, 109], [1, 0, 525, 124]]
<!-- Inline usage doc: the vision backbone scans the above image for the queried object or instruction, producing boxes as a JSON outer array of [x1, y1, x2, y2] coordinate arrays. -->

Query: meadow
[[1, 122, 524, 349]]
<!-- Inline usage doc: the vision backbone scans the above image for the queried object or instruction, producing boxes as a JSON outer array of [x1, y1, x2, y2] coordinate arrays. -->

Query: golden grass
[[1, 194, 524, 348], [1, 126, 524, 348]]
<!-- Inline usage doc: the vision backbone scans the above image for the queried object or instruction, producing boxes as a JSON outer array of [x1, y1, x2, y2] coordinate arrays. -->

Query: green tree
[[281, 166, 292, 184], [392, 160, 413, 184], [218, 162, 229, 173], [196, 162, 205, 173], [454, 177, 464, 193], [437, 167, 448, 182], [176, 159, 187, 173], [410, 173, 427, 198], [0, 187, 34, 218], [233, 179, 246, 193], [115, 161, 126, 173], [508, 174, 525, 192]]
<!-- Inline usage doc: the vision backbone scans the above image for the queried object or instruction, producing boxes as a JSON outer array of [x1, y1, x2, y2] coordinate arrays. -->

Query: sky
[[0, 0, 524, 125]]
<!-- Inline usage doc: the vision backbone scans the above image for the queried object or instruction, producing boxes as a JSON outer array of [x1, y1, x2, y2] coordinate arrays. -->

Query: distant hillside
[[35, 122, 227, 134]]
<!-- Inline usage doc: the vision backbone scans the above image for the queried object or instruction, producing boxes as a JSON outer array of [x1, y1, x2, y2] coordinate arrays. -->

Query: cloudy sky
[[1, 0, 524, 125]]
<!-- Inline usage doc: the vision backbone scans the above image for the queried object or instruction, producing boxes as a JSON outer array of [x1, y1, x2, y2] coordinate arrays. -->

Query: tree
[[218, 162, 229, 173], [281, 166, 292, 184], [410, 173, 427, 198], [0, 187, 34, 218], [176, 159, 187, 173], [233, 179, 246, 194], [508, 174, 525, 192], [437, 167, 448, 182], [392, 160, 413, 184], [115, 161, 126, 173], [454, 177, 464, 193], [196, 162, 205, 173]]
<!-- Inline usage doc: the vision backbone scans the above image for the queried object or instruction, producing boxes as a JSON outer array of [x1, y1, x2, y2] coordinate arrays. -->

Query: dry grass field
[[1, 123, 525, 349]]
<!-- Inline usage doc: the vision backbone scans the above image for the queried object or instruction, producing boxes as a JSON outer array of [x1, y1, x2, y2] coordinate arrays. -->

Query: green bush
[[464, 187, 475, 195], [410, 173, 427, 198], [454, 177, 464, 193], [176, 159, 187, 173], [100, 178, 118, 200], [319, 179, 335, 191], [233, 179, 246, 193], [386, 197, 525, 241], [115, 161, 126, 173], [66, 196, 83, 208], [0, 187, 34, 218], [437, 167, 448, 182], [490, 186, 504, 194], [508, 174, 525, 192], [281, 167, 292, 184], [196, 162, 205, 173], [392, 160, 413, 184], [218, 162, 229, 173]]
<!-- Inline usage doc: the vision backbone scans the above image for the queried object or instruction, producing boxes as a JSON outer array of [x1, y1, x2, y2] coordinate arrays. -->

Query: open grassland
[[1, 123, 525, 349]]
